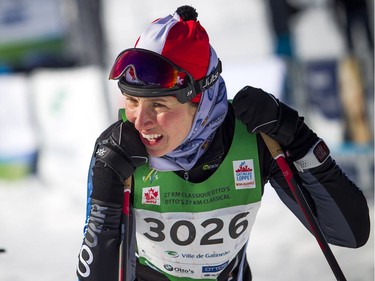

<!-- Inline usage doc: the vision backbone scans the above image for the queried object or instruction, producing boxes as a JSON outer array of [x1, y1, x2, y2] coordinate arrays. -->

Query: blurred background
[[0, 0, 373, 280]]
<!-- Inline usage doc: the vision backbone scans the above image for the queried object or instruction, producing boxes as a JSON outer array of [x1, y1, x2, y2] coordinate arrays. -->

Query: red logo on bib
[[233, 160, 256, 189], [142, 186, 160, 205]]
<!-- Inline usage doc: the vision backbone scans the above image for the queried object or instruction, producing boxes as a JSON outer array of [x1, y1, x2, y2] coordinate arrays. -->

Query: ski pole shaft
[[260, 133, 347, 281], [119, 177, 132, 281]]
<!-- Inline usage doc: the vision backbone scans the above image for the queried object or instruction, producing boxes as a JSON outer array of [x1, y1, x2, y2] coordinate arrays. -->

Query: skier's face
[[124, 95, 197, 157]]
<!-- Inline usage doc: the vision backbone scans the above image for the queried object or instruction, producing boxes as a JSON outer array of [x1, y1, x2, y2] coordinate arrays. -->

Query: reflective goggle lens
[[109, 48, 186, 89]]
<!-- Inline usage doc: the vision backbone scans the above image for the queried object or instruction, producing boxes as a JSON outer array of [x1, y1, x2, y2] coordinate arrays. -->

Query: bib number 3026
[[142, 212, 249, 246]]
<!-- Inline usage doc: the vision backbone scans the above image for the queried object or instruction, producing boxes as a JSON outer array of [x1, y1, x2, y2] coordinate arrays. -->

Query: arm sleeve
[[268, 155, 370, 248], [76, 199, 122, 281], [77, 121, 141, 280], [76, 143, 123, 281]]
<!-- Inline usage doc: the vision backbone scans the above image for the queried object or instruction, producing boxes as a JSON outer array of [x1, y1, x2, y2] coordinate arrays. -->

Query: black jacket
[[77, 101, 370, 281]]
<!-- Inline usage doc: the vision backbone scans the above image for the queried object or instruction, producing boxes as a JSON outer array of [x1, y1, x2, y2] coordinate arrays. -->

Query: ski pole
[[119, 177, 132, 281], [260, 133, 347, 281]]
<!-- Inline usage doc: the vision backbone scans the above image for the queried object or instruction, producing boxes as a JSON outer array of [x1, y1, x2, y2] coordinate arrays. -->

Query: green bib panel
[[133, 120, 262, 280], [133, 120, 261, 211]]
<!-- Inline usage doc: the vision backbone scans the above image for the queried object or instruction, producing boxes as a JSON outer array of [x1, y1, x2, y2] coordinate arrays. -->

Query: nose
[[133, 103, 155, 131]]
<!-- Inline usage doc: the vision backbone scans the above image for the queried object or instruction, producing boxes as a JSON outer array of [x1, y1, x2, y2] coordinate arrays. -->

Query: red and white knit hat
[[134, 6, 210, 103]]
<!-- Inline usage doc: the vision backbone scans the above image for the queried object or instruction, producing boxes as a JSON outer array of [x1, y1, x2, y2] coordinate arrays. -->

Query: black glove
[[91, 120, 148, 204], [232, 86, 318, 161]]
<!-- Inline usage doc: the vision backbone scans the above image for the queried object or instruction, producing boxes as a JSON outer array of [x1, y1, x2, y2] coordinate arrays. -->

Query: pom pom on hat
[[134, 5, 211, 103], [176, 5, 198, 21]]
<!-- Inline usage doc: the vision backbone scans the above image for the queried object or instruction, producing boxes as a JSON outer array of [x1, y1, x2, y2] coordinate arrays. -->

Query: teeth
[[142, 133, 161, 140]]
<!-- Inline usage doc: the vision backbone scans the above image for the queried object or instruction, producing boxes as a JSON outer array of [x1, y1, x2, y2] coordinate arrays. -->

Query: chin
[[147, 147, 177, 158], [146, 149, 166, 158]]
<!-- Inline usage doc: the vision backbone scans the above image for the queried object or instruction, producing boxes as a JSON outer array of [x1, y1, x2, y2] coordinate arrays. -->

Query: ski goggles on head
[[109, 48, 222, 104]]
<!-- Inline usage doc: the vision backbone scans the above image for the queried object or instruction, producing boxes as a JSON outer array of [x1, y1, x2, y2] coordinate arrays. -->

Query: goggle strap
[[194, 59, 222, 94]]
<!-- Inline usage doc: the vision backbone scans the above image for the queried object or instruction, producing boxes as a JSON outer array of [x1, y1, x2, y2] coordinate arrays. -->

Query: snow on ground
[[0, 175, 86, 281]]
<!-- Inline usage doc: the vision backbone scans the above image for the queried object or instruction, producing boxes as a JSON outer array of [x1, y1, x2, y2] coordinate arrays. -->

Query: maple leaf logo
[[145, 188, 159, 200], [142, 186, 160, 205]]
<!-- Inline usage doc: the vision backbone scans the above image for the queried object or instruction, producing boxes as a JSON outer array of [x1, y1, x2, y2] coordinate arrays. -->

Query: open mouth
[[141, 133, 162, 145]]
